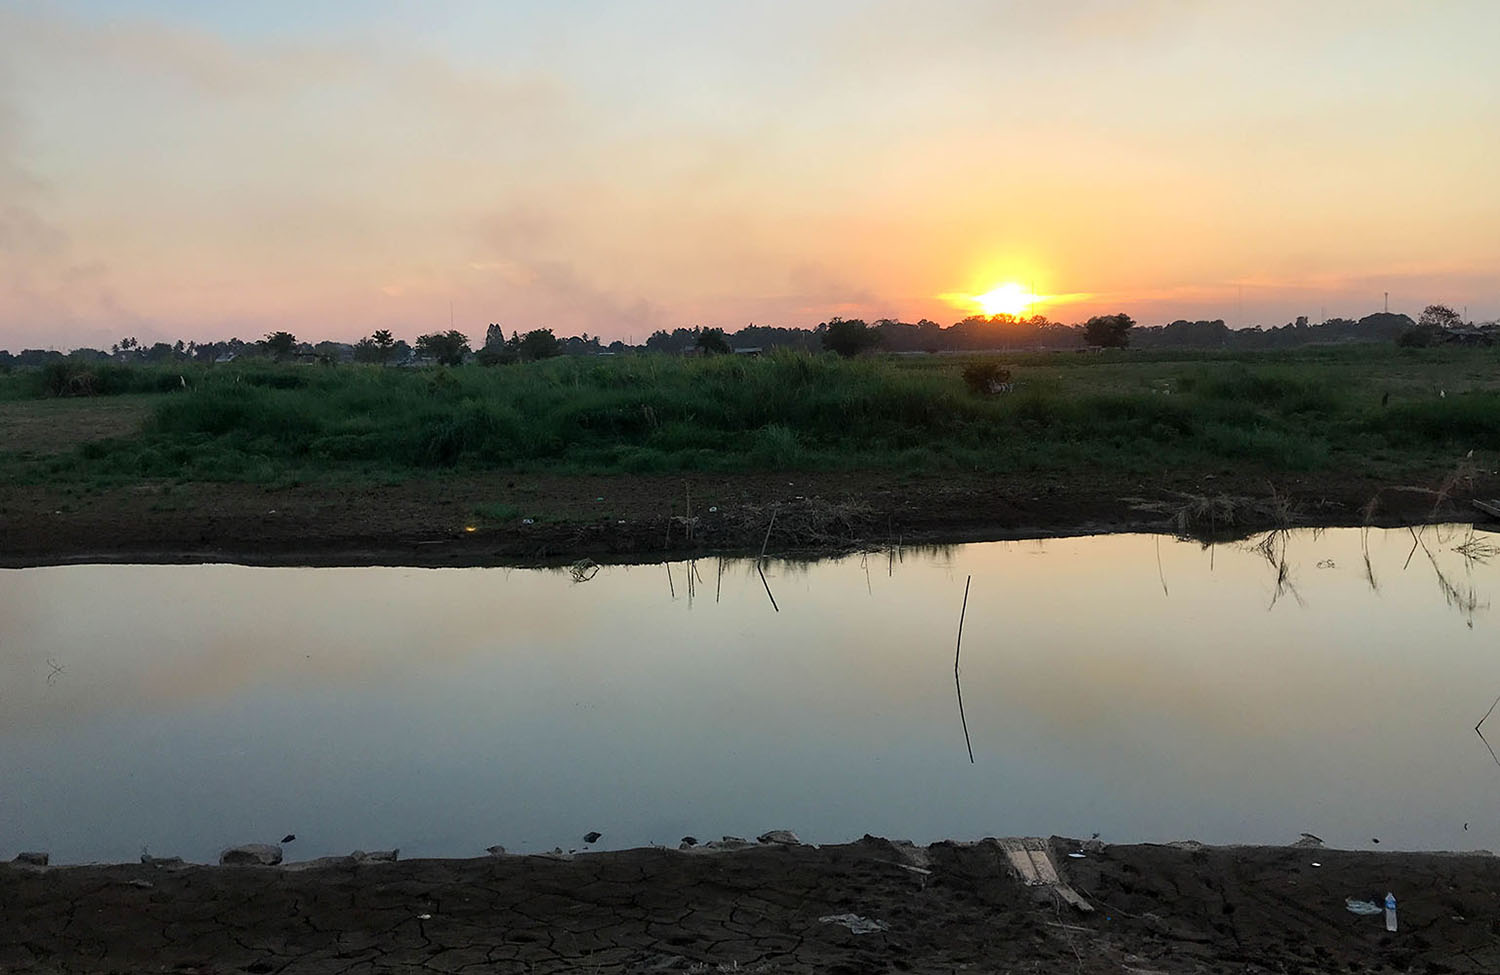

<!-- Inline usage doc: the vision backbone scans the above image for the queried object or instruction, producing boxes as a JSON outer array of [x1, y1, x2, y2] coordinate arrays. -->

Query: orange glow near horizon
[[973, 283, 1041, 317], [1, 4, 1497, 349]]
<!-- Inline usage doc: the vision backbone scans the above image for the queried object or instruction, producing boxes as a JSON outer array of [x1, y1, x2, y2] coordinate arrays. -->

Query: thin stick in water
[[1155, 534, 1169, 597], [954, 574, 975, 764], [757, 563, 780, 613], [1478, 695, 1500, 769], [665, 561, 675, 600]]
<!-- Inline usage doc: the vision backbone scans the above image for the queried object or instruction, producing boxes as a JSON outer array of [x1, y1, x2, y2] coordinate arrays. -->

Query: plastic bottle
[[1384, 892, 1398, 932]]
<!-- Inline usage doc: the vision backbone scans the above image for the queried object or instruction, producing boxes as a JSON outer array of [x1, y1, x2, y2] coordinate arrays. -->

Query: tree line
[[1, 305, 1486, 369]]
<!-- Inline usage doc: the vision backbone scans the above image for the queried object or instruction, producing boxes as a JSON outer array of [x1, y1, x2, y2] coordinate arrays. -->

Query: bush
[[1396, 327, 1438, 348], [960, 361, 1013, 395], [37, 362, 186, 397]]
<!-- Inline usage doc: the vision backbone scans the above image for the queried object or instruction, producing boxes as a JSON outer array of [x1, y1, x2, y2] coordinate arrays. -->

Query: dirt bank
[[2, 468, 1495, 568], [4, 836, 1499, 973]]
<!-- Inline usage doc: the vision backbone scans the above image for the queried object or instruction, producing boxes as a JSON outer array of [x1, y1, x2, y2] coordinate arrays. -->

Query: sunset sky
[[2, 1, 1496, 350]]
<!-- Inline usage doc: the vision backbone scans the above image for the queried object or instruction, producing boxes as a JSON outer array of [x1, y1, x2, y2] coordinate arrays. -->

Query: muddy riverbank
[[4, 836, 1499, 973], [2, 468, 1494, 567]]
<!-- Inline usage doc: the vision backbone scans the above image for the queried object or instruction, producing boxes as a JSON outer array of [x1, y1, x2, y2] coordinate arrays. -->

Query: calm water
[[3, 526, 1499, 864]]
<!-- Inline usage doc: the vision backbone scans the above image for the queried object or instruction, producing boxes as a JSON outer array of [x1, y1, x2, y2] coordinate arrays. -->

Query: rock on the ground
[[820, 913, 890, 935], [679, 836, 698, 849], [350, 849, 398, 863], [219, 844, 283, 866], [282, 856, 355, 872], [485, 845, 506, 856], [14, 852, 49, 866], [757, 830, 802, 846], [141, 854, 187, 869]]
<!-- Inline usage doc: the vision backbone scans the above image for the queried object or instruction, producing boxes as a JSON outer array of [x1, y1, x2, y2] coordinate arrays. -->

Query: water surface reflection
[[2, 525, 1497, 863]]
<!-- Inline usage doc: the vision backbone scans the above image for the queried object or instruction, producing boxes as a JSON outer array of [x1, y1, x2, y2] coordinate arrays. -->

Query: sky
[[1, 0, 1497, 350]]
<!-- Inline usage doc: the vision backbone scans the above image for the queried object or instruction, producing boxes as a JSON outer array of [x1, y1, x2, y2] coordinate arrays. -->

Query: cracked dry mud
[[5, 836, 1500, 974]]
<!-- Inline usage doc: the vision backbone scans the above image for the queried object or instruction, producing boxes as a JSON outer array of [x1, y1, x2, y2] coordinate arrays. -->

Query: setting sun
[[973, 283, 1039, 317]]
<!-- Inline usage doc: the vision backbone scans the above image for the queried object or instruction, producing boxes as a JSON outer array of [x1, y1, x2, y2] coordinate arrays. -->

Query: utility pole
[[1384, 292, 1389, 313]]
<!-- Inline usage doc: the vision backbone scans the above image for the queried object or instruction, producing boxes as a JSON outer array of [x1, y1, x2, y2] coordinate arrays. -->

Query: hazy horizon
[[3, 1, 1496, 350]]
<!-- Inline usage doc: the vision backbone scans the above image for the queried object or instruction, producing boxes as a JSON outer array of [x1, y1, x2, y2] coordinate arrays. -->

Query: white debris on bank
[[819, 913, 890, 935]]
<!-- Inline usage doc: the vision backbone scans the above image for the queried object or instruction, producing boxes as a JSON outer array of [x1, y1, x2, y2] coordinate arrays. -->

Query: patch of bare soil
[[3, 837, 1498, 973], [0, 399, 149, 455], [1, 467, 1496, 567]]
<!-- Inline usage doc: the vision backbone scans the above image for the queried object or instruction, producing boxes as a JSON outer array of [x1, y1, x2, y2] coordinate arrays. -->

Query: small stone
[[14, 852, 49, 867], [350, 849, 398, 863], [583, 831, 602, 844], [486, 845, 507, 856], [756, 830, 802, 846], [219, 844, 282, 866], [125, 879, 155, 889], [141, 854, 186, 869], [281, 834, 296, 844], [281, 856, 355, 871], [1292, 833, 1324, 849], [679, 836, 699, 848]]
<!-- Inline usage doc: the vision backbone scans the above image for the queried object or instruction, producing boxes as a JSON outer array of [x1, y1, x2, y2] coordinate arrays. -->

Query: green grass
[[1, 345, 1497, 487]]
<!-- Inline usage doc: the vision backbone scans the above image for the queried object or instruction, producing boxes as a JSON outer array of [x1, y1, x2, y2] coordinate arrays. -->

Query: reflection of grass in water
[[1408, 526, 1489, 628], [1453, 533, 1500, 565], [1247, 528, 1304, 610]]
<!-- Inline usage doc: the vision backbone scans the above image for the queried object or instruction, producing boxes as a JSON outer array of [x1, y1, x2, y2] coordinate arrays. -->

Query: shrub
[[960, 361, 1013, 396]]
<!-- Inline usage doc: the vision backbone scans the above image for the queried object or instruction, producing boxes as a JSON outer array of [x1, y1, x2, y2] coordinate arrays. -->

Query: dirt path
[[4, 836, 1498, 973], [1, 467, 1495, 568]]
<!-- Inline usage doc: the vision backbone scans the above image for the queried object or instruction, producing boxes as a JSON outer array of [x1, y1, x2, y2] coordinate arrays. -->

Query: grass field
[[2, 345, 1497, 489]]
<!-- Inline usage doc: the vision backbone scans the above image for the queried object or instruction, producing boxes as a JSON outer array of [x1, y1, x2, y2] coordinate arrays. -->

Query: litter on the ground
[[1067, 852, 1087, 858], [1385, 892, 1398, 932], [1345, 898, 1382, 915], [1311, 862, 1322, 868], [819, 913, 889, 935], [998, 837, 1093, 912]]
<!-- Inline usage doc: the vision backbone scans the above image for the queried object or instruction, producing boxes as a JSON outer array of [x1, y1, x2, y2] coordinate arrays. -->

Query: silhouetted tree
[[263, 331, 297, 360], [415, 330, 471, 366], [356, 330, 396, 364], [820, 318, 880, 357], [696, 327, 731, 355], [517, 328, 562, 361], [1082, 313, 1134, 349], [1418, 304, 1463, 330]]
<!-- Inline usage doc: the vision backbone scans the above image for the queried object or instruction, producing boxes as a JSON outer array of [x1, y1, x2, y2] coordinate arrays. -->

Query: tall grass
[[10, 346, 1498, 483]]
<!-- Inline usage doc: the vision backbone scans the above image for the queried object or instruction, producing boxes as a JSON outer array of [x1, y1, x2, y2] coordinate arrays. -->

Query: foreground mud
[[2, 468, 1494, 568], [4, 837, 1500, 973]]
